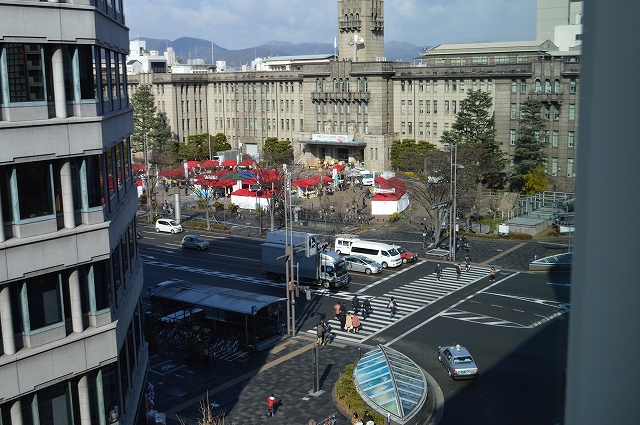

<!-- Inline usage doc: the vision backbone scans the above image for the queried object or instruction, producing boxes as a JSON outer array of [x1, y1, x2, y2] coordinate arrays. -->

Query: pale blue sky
[[124, 0, 537, 49]]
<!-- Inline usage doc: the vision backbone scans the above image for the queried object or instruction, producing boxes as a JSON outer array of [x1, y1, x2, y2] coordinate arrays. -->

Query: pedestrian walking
[[316, 319, 324, 345], [464, 254, 472, 272], [352, 294, 360, 313], [322, 321, 332, 345], [435, 263, 442, 281], [456, 263, 462, 280], [352, 412, 363, 425], [490, 266, 496, 282], [362, 298, 373, 319], [267, 393, 278, 417], [388, 296, 398, 319], [338, 304, 347, 330], [334, 301, 341, 320], [351, 313, 361, 333], [363, 411, 373, 425], [345, 312, 353, 332]]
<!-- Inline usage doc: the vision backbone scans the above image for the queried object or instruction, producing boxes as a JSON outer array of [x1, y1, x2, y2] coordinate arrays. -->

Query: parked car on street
[[155, 218, 183, 234], [181, 235, 209, 250], [438, 344, 479, 380], [396, 246, 418, 263], [344, 255, 383, 275]]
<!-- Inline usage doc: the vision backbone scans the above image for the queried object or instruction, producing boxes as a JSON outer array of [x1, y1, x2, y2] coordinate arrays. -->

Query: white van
[[348, 240, 403, 268], [334, 234, 361, 255], [360, 170, 374, 186]]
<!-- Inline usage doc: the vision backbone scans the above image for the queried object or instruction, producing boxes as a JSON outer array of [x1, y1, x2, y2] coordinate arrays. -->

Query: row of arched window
[[316, 77, 368, 93], [344, 13, 360, 21]]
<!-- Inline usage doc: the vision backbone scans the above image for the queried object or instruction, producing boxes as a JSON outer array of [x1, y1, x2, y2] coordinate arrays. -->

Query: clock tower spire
[[337, 0, 385, 62]]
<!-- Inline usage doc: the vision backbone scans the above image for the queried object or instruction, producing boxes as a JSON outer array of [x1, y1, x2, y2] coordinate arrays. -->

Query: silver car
[[181, 235, 209, 250], [438, 344, 479, 380], [344, 255, 383, 275]]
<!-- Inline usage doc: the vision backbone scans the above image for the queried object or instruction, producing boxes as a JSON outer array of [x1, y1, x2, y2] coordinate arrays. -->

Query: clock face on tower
[[347, 35, 354, 46]]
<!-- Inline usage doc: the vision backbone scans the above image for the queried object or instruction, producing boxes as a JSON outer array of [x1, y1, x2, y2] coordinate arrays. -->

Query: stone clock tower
[[337, 0, 385, 61]]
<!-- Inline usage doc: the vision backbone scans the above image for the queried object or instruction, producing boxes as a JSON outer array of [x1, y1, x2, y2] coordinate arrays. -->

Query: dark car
[[181, 235, 210, 250], [438, 344, 479, 380]]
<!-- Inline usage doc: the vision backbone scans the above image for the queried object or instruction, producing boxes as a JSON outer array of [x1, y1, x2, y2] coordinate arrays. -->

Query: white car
[[155, 219, 183, 234]]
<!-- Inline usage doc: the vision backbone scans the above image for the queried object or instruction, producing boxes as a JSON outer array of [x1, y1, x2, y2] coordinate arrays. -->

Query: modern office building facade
[[0, 2, 147, 425], [127, 0, 580, 191]]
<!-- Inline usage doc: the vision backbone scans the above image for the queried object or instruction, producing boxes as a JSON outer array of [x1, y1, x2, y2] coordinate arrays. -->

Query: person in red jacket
[[267, 393, 278, 417]]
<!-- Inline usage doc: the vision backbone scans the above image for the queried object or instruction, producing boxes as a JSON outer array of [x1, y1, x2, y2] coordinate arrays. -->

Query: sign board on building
[[311, 134, 354, 143]]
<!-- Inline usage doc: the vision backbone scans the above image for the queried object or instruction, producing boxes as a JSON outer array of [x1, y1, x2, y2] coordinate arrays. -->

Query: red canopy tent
[[186, 160, 200, 168], [238, 159, 254, 168], [132, 163, 146, 171], [201, 160, 219, 168], [158, 168, 184, 178], [371, 176, 409, 215], [221, 159, 237, 167]]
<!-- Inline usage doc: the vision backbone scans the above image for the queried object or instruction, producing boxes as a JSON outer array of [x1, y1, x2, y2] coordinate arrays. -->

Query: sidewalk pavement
[[150, 336, 367, 425]]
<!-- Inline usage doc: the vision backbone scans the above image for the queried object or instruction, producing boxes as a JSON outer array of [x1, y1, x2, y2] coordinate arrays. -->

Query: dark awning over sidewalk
[[152, 280, 284, 314]]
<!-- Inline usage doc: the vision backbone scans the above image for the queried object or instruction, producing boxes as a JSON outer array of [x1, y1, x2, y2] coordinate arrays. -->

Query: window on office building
[[433, 122, 437, 135], [433, 81, 437, 92], [569, 104, 576, 121], [426, 81, 431, 91], [535, 80, 542, 93], [26, 272, 62, 331], [554, 105, 560, 120], [570, 79, 577, 93], [545, 79, 552, 93], [433, 100, 437, 113], [425, 100, 431, 113], [401, 122, 406, 134], [511, 79, 517, 93], [445, 80, 449, 91], [419, 80, 424, 91], [510, 129, 516, 145], [401, 100, 406, 113], [445, 101, 449, 113], [452, 101, 457, 114], [408, 100, 413, 113], [551, 157, 558, 176], [554, 80, 561, 93], [419, 100, 424, 113], [419, 122, 424, 135], [567, 158, 574, 177], [460, 80, 465, 91], [511, 104, 517, 119], [568, 131, 575, 147], [519, 80, 526, 93], [408, 122, 413, 134], [544, 130, 549, 144], [544, 105, 550, 120], [553, 131, 559, 147]]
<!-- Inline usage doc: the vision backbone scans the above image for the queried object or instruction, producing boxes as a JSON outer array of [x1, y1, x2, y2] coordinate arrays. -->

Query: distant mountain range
[[136, 37, 423, 67]]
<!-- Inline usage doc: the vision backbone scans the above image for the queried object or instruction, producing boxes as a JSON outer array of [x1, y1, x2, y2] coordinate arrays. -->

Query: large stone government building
[[1, 1, 147, 425], [127, 0, 581, 190]]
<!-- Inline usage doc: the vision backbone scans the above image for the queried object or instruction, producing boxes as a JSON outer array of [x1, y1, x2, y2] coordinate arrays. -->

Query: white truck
[[261, 230, 350, 289], [213, 149, 239, 163]]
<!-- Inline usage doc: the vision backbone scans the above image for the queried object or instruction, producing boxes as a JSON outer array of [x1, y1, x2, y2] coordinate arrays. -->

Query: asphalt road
[[138, 224, 569, 425]]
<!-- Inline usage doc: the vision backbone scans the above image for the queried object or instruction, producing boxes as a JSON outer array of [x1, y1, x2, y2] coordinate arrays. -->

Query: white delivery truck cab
[[349, 240, 403, 268], [334, 234, 361, 254], [360, 170, 374, 186]]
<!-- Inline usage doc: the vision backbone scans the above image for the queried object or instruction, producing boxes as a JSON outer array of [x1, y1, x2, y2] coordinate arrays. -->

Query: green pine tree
[[440, 90, 507, 188], [262, 138, 293, 166], [130, 85, 172, 153], [511, 99, 548, 192], [390, 139, 437, 173]]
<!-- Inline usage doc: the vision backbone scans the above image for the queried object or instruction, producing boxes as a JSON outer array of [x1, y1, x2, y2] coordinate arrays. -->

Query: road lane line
[[384, 272, 520, 347], [355, 261, 422, 294], [479, 242, 526, 265]]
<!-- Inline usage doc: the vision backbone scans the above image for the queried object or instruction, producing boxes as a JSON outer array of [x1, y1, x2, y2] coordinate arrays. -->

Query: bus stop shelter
[[151, 280, 284, 349]]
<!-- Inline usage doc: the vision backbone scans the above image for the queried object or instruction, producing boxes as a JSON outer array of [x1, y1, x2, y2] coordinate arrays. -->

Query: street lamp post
[[445, 144, 461, 262], [144, 133, 152, 224]]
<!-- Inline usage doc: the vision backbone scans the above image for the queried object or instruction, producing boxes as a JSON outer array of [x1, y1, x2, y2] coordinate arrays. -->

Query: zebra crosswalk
[[307, 266, 492, 344]]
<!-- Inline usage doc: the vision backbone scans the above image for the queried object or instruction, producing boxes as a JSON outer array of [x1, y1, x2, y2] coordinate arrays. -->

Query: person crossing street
[[464, 254, 472, 271], [456, 263, 462, 280], [435, 263, 442, 281]]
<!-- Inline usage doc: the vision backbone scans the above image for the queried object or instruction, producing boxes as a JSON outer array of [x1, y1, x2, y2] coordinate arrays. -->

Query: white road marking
[[384, 273, 521, 346]]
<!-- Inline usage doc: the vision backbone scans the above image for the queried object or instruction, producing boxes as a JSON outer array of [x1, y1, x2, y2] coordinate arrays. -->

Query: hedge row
[[335, 363, 383, 425]]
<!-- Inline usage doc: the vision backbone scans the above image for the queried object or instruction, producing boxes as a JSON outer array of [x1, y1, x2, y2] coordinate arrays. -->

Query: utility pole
[[144, 133, 152, 224]]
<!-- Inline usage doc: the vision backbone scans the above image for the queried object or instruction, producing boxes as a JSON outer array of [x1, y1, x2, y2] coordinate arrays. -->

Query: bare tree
[[401, 150, 452, 245], [177, 393, 234, 425]]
